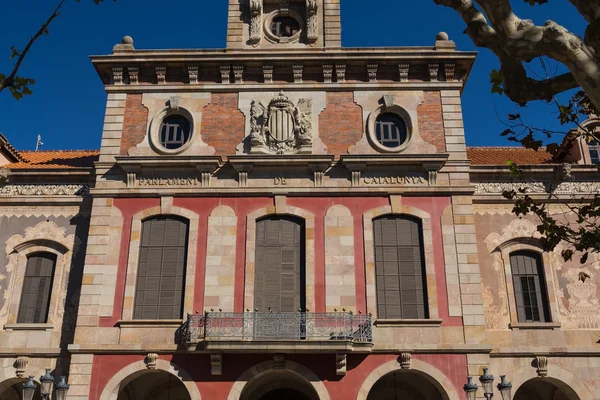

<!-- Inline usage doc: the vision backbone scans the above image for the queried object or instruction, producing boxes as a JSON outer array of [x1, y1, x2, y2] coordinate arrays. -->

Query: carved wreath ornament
[[250, 92, 313, 155]]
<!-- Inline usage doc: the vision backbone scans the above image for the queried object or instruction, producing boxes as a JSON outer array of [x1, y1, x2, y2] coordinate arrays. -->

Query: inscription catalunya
[[139, 177, 201, 186], [363, 176, 428, 185]]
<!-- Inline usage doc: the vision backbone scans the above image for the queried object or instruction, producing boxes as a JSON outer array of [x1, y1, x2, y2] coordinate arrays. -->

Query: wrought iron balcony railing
[[185, 311, 372, 343]]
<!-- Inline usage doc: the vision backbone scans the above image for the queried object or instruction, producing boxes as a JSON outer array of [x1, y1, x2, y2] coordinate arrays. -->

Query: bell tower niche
[[226, 0, 341, 49]]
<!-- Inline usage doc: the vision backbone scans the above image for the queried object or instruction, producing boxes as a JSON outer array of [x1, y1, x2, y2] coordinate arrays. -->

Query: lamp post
[[497, 375, 513, 400], [464, 370, 513, 400], [22, 368, 70, 400], [463, 376, 478, 400]]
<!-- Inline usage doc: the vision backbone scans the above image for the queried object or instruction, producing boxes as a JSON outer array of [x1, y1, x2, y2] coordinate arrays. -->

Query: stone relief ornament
[[562, 267, 600, 329], [0, 168, 10, 183], [0, 184, 89, 197], [250, 92, 313, 154], [475, 181, 600, 195], [306, 0, 319, 44], [482, 284, 509, 329], [249, 0, 263, 46]]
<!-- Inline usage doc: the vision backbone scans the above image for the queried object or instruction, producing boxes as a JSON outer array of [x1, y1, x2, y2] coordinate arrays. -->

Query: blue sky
[[0, 0, 587, 151]]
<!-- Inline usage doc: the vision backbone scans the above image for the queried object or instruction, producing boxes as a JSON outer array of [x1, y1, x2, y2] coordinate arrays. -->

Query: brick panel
[[319, 92, 363, 155], [418, 91, 446, 152], [119, 94, 148, 155], [201, 93, 245, 155]]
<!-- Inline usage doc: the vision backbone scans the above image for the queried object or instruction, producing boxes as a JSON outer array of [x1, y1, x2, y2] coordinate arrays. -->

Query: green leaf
[[490, 70, 504, 95]]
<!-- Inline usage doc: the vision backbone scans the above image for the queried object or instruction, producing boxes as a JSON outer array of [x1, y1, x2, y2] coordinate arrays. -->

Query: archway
[[239, 369, 319, 400], [366, 370, 445, 400], [116, 370, 191, 400], [0, 378, 41, 400], [514, 378, 580, 400]]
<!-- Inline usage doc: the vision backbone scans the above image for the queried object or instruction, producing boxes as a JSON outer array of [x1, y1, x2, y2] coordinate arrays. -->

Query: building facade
[[0, 1, 599, 399]]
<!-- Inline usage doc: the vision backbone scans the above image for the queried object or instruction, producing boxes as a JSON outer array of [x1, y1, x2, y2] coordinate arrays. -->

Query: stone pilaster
[[67, 354, 93, 400], [99, 93, 126, 163]]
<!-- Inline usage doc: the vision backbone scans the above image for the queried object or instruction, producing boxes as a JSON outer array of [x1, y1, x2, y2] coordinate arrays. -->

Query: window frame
[[148, 106, 196, 155], [497, 242, 559, 329], [132, 216, 189, 320], [509, 250, 551, 323], [17, 252, 57, 324], [372, 215, 429, 320], [366, 104, 413, 154], [362, 205, 440, 323], [263, 10, 304, 44]]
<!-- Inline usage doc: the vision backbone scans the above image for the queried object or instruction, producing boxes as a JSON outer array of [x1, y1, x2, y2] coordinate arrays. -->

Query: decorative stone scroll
[[145, 353, 158, 370], [0, 184, 89, 197], [535, 356, 548, 377], [250, 92, 313, 154], [249, 0, 263, 46], [14, 356, 28, 378], [399, 353, 411, 370], [210, 353, 223, 376], [336, 353, 347, 376], [306, 0, 319, 44]]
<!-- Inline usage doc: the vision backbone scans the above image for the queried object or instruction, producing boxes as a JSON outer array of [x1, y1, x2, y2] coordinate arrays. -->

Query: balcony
[[184, 311, 373, 353]]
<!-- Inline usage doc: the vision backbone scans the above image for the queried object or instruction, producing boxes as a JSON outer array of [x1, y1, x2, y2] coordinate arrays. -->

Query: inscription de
[[274, 177, 288, 186], [139, 177, 201, 186], [363, 176, 427, 185]]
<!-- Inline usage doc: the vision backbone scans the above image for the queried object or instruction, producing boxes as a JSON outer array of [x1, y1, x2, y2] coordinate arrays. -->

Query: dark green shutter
[[510, 251, 550, 323], [254, 217, 304, 312], [374, 216, 428, 319], [134, 216, 188, 320], [17, 253, 56, 324]]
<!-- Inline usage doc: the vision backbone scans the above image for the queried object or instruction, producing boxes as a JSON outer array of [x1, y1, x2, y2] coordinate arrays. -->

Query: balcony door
[[254, 216, 306, 313]]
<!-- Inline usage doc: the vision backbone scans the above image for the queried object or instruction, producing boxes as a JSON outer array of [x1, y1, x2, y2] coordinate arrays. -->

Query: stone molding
[[244, 204, 315, 311], [122, 205, 200, 320], [362, 204, 438, 319], [227, 359, 330, 400], [355, 359, 460, 400], [474, 181, 600, 195], [99, 359, 201, 400]]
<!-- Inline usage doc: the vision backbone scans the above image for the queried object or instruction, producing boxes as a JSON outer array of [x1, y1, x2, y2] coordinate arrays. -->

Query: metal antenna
[[35, 134, 43, 151]]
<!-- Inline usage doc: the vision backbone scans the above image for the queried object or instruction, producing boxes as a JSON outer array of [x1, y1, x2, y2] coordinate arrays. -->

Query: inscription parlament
[[139, 177, 201, 186], [363, 176, 427, 185]]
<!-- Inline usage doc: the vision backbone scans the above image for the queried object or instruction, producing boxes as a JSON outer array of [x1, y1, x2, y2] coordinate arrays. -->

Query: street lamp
[[497, 375, 513, 400], [23, 369, 70, 400], [479, 368, 495, 399], [463, 376, 478, 400], [21, 376, 36, 400]]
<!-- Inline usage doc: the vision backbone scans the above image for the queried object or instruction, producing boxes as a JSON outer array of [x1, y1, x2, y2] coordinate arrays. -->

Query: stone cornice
[[91, 47, 476, 89]]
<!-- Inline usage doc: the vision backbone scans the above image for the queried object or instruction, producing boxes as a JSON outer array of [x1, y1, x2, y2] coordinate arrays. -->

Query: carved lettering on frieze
[[363, 176, 428, 185], [274, 177, 288, 186], [138, 177, 202, 187], [0, 184, 89, 197]]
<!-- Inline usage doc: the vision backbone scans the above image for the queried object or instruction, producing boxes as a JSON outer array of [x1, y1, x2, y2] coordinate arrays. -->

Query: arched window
[[17, 252, 57, 324], [589, 139, 600, 164], [373, 215, 428, 319], [254, 216, 305, 312], [510, 251, 551, 323], [134, 216, 189, 320]]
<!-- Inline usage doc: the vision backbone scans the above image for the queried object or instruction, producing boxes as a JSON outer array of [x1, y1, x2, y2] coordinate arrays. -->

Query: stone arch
[[325, 204, 356, 312], [1, 221, 77, 327], [510, 364, 593, 400], [205, 205, 238, 311], [123, 204, 200, 319], [362, 204, 437, 318], [244, 204, 316, 311], [0, 377, 35, 400], [356, 359, 460, 400], [99, 359, 201, 400], [227, 360, 330, 400]]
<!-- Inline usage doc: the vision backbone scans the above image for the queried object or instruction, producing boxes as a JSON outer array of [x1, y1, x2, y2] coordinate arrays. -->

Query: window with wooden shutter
[[510, 251, 551, 323], [373, 215, 428, 319], [134, 216, 188, 320], [17, 252, 56, 324], [254, 217, 305, 312]]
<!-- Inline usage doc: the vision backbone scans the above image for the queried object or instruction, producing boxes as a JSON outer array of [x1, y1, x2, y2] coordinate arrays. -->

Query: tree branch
[[434, 0, 600, 109], [568, 0, 600, 23], [0, 0, 66, 93]]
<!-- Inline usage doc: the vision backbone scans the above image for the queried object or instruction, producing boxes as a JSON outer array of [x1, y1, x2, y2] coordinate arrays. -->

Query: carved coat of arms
[[250, 92, 313, 154]]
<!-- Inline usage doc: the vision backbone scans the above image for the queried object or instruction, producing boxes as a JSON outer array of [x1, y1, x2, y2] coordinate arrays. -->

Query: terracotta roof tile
[[467, 147, 553, 165], [5, 150, 99, 169]]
